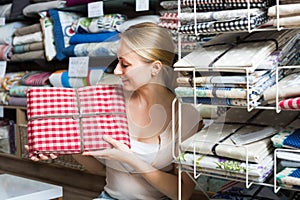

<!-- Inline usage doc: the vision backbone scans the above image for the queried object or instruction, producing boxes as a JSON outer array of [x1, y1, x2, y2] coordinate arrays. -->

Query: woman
[[31, 22, 202, 200]]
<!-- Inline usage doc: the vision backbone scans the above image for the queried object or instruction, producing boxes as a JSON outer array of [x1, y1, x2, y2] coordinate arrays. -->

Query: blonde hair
[[120, 22, 175, 67]]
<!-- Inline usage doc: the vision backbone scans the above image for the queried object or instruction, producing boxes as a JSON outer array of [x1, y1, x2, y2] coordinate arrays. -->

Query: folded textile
[[178, 8, 264, 23], [20, 71, 52, 86], [23, 0, 66, 17], [9, 85, 31, 97], [180, 0, 275, 11], [62, 41, 118, 57], [27, 85, 130, 156], [268, 3, 300, 17], [279, 97, 300, 110], [277, 151, 300, 162], [49, 9, 82, 60], [181, 123, 274, 163], [12, 31, 43, 46], [178, 152, 273, 182], [13, 42, 44, 54], [277, 167, 300, 188], [73, 14, 126, 34], [10, 50, 45, 61], [69, 31, 120, 44], [0, 21, 28, 45], [40, 15, 56, 61], [271, 118, 300, 148], [8, 96, 27, 107], [263, 71, 300, 101], [49, 69, 104, 88], [178, 12, 268, 34], [14, 23, 41, 36]]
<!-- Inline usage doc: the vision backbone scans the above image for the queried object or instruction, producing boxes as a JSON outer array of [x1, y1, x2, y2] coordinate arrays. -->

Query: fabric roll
[[66, 0, 95, 6]]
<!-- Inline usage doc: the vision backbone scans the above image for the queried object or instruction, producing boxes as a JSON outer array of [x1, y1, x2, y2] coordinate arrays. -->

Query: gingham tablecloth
[[27, 85, 130, 157]]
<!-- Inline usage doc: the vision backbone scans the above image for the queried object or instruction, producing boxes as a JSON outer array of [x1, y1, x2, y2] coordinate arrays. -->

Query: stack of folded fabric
[[11, 23, 45, 61], [174, 29, 300, 108], [8, 71, 52, 106], [26, 84, 131, 157], [178, 107, 300, 182], [0, 21, 27, 61], [177, 0, 275, 34], [62, 13, 126, 58]]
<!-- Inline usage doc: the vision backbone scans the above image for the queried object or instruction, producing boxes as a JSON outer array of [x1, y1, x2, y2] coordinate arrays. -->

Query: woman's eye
[[121, 63, 129, 68]]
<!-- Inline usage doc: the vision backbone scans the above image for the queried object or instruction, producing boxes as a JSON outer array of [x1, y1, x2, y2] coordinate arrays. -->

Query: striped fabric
[[27, 85, 130, 157], [279, 97, 300, 110]]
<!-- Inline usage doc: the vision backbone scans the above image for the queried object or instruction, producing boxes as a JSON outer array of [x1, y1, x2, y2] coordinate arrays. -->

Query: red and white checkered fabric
[[279, 97, 300, 110], [27, 84, 130, 157]]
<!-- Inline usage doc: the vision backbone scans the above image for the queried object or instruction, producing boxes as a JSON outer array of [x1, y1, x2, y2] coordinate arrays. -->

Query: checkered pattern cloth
[[181, 0, 275, 11], [27, 85, 130, 157], [178, 12, 268, 34]]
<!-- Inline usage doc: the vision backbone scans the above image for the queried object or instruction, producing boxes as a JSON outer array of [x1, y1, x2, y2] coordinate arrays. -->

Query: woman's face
[[114, 40, 153, 91]]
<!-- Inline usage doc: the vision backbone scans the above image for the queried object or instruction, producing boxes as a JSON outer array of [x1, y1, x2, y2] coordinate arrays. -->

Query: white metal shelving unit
[[173, 0, 300, 199]]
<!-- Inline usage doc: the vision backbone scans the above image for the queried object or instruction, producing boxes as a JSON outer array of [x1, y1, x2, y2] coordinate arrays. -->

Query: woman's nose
[[114, 63, 123, 75]]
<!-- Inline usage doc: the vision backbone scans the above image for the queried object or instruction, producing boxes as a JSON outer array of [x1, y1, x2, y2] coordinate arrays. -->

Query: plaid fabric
[[27, 85, 130, 157], [178, 12, 268, 34]]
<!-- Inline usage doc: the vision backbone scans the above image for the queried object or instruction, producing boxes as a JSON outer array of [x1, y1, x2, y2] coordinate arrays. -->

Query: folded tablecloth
[[27, 85, 130, 157]]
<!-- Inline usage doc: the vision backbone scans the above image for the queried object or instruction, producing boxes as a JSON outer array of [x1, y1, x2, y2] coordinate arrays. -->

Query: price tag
[[136, 0, 149, 11], [88, 1, 104, 18], [0, 61, 7, 78], [0, 18, 5, 26], [68, 57, 89, 77]]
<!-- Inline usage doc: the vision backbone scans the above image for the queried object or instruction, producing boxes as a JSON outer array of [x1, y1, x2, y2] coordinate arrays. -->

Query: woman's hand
[[82, 135, 133, 163], [24, 145, 57, 161]]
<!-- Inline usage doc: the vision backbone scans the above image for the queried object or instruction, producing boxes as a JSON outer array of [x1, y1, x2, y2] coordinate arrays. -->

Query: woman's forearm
[[128, 156, 195, 200]]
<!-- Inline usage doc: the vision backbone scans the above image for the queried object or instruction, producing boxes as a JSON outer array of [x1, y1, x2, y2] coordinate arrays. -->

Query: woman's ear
[[151, 60, 162, 76]]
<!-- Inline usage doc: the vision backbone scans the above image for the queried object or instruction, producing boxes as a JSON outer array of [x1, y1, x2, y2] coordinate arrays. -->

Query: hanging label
[[136, 0, 149, 11], [88, 1, 104, 18], [0, 18, 5, 26], [68, 57, 89, 77], [0, 61, 7, 78]]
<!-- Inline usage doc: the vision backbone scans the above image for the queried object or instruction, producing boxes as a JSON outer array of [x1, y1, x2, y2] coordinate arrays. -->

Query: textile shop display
[[178, 153, 273, 182], [181, 108, 299, 163], [27, 85, 131, 157]]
